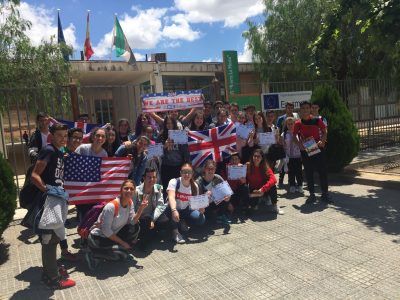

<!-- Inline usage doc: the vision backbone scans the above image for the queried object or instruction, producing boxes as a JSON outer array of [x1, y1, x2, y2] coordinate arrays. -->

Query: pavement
[[1, 147, 400, 299]]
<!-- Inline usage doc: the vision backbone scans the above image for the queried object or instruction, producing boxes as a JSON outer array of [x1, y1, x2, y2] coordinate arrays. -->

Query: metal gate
[[268, 79, 400, 150], [0, 87, 72, 192]]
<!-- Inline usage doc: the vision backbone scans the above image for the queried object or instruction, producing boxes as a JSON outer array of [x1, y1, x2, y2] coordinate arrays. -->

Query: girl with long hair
[[246, 149, 283, 215], [166, 163, 205, 244]]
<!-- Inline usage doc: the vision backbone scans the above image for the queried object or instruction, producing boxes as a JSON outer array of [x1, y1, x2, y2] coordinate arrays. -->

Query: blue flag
[[57, 11, 69, 61]]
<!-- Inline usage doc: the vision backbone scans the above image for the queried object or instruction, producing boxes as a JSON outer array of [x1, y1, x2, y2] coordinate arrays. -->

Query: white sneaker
[[289, 186, 296, 193], [296, 186, 304, 194], [173, 232, 185, 244]]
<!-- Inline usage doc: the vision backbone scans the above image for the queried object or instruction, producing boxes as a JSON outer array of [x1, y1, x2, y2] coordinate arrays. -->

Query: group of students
[[24, 99, 331, 290]]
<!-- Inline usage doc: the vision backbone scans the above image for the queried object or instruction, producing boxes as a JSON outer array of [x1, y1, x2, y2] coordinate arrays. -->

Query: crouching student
[[166, 163, 205, 244], [246, 149, 284, 215], [85, 180, 147, 269], [135, 168, 169, 251], [221, 152, 249, 215], [196, 160, 232, 225]]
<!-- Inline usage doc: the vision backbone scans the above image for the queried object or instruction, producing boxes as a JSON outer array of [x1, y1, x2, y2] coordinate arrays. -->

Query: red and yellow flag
[[84, 12, 94, 60]]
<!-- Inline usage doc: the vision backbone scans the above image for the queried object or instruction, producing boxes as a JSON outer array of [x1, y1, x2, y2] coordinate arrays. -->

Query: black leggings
[[88, 224, 140, 260], [244, 185, 278, 208]]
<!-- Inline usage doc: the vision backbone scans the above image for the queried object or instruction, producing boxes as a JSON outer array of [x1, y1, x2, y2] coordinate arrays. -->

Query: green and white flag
[[112, 16, 137, 67]]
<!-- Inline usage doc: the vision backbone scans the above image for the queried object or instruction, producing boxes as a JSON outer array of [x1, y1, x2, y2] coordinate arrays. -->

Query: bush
[[311, 84, 360, 172], [0, 153, 17, 237]]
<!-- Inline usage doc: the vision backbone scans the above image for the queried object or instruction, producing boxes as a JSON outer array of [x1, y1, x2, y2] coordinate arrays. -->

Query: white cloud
[[162, 13, 201, 41], [134, 52, 145, 61], [238, 40, 252, 62], [174, 0, 264, 27], [93, 8, 167, 58], [18, 2, 78, 49], [163, 41, 181, 48], [201, 57, 221, 62]]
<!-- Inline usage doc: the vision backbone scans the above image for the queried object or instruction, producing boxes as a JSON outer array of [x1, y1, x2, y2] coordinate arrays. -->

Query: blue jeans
[[166, 206, 205, 230]]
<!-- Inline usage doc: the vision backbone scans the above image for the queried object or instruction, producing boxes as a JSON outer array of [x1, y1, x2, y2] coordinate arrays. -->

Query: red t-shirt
[[293, 117, 326, 142], [247, 165, 276, 192]]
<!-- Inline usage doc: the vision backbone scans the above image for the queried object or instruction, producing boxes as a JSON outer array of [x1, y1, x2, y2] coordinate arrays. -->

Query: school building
[[71, 52, 262, 127]]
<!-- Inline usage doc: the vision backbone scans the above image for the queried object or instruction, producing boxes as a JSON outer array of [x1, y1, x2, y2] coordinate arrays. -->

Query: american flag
[[188, 122, 237, 168], [64, 153, 131, 205]]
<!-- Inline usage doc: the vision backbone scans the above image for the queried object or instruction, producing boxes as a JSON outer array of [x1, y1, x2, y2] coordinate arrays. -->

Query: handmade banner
[[141, 90, 203, 113], [188, 122, 236, 168]]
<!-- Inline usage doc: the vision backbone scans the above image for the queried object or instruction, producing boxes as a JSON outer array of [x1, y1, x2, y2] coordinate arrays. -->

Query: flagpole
[[110, 13, 117, 63]]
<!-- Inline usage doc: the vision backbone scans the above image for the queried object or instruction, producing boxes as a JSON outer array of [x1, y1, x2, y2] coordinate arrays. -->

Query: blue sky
[[17, 0, 265, 62]]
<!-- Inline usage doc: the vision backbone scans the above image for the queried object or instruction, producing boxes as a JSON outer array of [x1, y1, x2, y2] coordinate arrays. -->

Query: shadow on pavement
[[292, 201, 329, 214], [0, 239, 10, 266], [329, 187, 400, 239], [16, 228, 40, 245], [12, 266, 54, 300]]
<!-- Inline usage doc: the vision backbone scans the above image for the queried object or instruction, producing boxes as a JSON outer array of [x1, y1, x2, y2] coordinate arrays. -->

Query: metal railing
[[268, 79, 400, 150]]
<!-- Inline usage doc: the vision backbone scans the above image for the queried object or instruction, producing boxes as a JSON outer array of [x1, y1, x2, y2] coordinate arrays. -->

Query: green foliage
[[244, 0, 337, 81], [0, 153, 17, 238], [312, 0, 400, 80], [0, 1, 72, 111], [245, 0, 400, 82], [311, 84, 360, 172]]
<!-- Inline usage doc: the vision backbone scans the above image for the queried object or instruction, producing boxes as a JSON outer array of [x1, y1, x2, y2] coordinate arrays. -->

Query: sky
[[11, 0, 266, 63]]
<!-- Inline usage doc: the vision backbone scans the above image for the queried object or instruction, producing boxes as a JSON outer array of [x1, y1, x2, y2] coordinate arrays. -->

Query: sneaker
[[269, 204, 284, 215], [172, 232, 185, 244], [85, 252, 99, 270], [44, 275, 76, 290], [179, 220, 190, 233], [61, 250, 79, 262], [216, 214, 232, 225], [58, 265, 69, 279], [289, 186, 296, 193], [321, 193, 334, 204], [296, 186, 304, 194], [306, 194, 317, 204]]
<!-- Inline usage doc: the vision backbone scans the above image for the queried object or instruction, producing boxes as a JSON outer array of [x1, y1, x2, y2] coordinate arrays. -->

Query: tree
[[313, 0, 400, 80], [0, 153, 17, 238], [243, 0, 337, 82], [311, 84, 359, 172], [0, 1, 72, 111]]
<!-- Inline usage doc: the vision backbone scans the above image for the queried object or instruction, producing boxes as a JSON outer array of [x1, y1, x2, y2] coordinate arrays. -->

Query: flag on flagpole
[[112, 16, 137, 67], [188, 123, 237, 168], [64, 154, 131, 205], [57, 11, 69, 61], [84, 12, 94, 60]]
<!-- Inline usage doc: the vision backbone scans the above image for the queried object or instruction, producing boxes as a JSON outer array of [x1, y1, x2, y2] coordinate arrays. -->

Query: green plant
[[311, 84, 360, 172], [0, 153, 17, 237]]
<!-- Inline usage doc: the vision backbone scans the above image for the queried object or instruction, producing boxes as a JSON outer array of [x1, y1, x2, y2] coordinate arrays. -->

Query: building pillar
[[212, 77, 221, 102], [69, 84, 80, 121]]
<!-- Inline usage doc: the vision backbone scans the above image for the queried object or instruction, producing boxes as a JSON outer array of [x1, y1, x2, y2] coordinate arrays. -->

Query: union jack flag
[[188, 122, 237, 168]]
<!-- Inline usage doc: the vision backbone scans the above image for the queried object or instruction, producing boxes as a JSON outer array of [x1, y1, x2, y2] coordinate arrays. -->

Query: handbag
[[38, 194, 68, 230]]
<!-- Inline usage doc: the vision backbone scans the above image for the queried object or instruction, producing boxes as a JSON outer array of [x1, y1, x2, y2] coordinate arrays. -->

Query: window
[[94, 99, 113, 124]]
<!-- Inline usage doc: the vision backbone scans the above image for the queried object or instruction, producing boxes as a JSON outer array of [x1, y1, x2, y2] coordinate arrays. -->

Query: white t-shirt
[[41, 132, 50, 148], [167, 177, 193, 210]]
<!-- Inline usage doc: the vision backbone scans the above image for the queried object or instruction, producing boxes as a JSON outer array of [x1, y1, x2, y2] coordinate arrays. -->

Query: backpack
[[77, 198, 133, 239], [19, 164, 41, 209]]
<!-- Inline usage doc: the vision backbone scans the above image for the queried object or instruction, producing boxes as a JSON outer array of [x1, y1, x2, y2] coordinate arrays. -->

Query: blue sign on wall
[[262, 94, 279, 110]]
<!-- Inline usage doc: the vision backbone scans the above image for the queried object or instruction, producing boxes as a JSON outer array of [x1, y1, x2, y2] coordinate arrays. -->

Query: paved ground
[[1, 182, 399, 300]]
